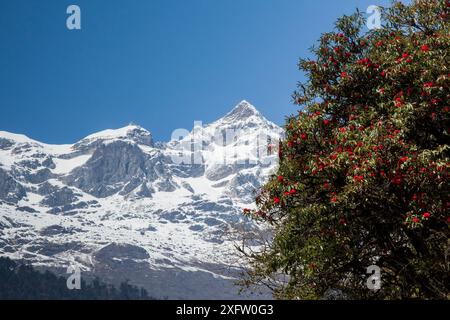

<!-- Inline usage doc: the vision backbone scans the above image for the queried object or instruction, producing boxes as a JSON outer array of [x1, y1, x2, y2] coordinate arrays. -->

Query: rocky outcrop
[[95, 243, 150, 263], [0, 168, 26, 204]]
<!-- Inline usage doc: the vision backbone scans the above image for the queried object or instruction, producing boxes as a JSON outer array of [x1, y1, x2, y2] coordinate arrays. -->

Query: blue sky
[[0, 0, 394, 143]]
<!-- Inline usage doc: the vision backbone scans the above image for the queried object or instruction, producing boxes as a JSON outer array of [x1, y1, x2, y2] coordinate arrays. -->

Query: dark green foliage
[[0, 257, 154, 300]]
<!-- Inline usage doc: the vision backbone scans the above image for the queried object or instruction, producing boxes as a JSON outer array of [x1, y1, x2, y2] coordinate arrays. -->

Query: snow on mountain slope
[[78, 124, 154, 147], [0, 100, 282, 299], [52, 155, 93, 175]]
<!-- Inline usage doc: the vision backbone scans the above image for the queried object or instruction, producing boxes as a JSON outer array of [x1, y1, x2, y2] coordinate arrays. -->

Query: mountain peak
[[0, 131, 37, 144], [202, 100, 282, 133], [81, 124, 153, 146], [222, 100, 260, 122]]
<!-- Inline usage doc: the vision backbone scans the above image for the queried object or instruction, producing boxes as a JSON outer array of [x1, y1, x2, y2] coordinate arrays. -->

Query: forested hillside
[[0, 257, 153, 300]]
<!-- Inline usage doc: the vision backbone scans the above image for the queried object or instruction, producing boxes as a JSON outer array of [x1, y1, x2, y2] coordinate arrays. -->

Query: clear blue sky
[[0, 0, 394, 143]]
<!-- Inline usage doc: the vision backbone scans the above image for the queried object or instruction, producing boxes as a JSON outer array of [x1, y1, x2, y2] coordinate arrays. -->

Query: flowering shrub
[[242, 0, 449, 299]]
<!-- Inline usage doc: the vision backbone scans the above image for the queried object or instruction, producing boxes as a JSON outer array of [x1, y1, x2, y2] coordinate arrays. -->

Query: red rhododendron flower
[[274, 197, 280, 204], [431, 98, 441, 105], [278, 175, 284, 182], [398, 156, 408, 164], [358, 57, 370, 65], [391, 176, 403, 185], [323, 119, 330, 125], [421, 44, 430, 52], [412, 217, 420, 223], [423, 212, 431, 219]]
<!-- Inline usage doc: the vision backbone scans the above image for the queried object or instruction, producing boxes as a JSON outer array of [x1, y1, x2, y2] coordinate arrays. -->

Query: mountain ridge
[[0, 100, 277, 147], [0, 100, 281, 299]]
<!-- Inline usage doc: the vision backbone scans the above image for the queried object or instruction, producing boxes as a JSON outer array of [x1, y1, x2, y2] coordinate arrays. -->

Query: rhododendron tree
[[241, 0, 449, 299]]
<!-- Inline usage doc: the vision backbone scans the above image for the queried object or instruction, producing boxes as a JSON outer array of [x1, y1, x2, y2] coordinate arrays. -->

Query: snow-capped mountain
[[0, 100, 282, 299]]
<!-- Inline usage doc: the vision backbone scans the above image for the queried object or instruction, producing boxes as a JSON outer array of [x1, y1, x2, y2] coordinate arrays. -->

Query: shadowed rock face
[[39, 225, 81, 237], [27, 168, 54, 184], [27, 241, 85, 257], [65, 141, 152, 197], [0, 168, 26, 204], [0, 138, 14, 150], [64, 140, 178, 198], [40, 185, 79, 207], [65, 141, 146, 197], [95, 243, 150, 262]]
